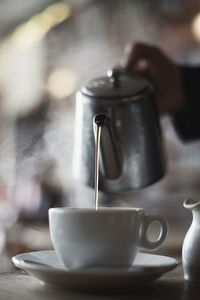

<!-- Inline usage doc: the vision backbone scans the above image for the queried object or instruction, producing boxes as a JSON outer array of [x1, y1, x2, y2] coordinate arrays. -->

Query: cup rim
[[49, 207, 143, 214]]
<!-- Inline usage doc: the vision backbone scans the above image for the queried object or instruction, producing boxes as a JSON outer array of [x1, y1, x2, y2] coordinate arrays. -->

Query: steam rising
[[0, 0, 170, 216]]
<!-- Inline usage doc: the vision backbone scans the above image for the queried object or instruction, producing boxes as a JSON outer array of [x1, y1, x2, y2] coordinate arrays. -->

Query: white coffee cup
[[49, 207, 168, 269]]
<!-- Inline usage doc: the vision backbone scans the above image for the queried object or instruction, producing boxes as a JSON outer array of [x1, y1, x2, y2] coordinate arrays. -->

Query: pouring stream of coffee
[[93, 114, 107, 210]]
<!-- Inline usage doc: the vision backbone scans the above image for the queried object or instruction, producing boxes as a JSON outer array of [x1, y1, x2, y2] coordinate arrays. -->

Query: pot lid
[[80, 68, 150, 99]]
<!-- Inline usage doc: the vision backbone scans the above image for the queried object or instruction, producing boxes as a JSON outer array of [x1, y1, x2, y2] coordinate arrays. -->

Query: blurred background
[[0, 0, 200, 268]]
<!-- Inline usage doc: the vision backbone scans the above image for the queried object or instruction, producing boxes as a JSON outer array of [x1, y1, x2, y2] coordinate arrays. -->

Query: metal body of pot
[[73, 69, 166, 193]]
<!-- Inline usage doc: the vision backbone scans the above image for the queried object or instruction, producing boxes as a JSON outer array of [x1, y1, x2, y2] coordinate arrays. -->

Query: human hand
[[124, 42, 185, 115]]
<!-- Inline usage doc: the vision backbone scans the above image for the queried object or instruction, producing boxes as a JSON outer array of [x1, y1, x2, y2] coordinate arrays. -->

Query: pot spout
[[183, 198, 200, 210], [93, 114, 122, 180]]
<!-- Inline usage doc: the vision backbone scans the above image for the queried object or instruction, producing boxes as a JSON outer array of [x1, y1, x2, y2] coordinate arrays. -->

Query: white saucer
[[12, 250, 178, 291]]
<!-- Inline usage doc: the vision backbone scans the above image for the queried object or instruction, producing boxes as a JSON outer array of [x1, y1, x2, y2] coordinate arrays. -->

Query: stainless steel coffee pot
[[73, 68, 166, 192]]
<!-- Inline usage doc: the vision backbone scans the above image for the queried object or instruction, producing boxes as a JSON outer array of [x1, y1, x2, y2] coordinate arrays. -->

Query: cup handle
[[140, 215, 168, 250]]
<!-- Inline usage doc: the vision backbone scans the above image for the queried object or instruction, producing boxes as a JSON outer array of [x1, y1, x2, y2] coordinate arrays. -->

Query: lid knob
[[107, 67, 124, 88]]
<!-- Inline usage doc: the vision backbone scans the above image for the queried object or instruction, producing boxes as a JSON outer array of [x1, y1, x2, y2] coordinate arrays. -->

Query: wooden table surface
[[0, 264, 199, 300]]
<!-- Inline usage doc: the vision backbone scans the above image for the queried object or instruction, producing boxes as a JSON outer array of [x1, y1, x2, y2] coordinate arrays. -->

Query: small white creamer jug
[[182, 198, 200, 283]]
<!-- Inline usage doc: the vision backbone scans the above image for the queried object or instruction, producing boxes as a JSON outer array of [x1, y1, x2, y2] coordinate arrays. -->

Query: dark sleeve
[[172, 66, 200, 141]]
